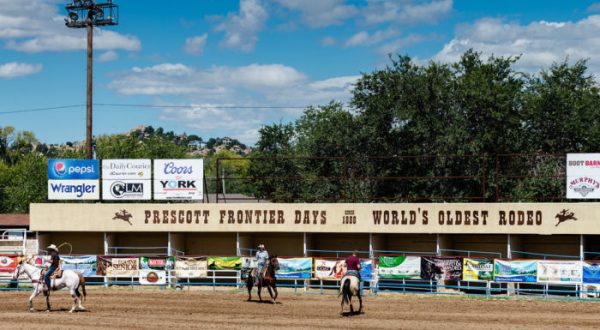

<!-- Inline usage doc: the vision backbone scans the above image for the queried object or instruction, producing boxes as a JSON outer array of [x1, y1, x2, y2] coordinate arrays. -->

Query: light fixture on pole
[[65, 0, 119, 159]]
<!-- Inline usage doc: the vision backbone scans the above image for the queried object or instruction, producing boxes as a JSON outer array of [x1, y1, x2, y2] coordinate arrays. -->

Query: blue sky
[[1, 0, 600, 145]]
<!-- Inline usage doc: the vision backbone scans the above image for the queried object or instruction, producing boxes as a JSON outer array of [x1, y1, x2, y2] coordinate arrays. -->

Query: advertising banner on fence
[[494, 260, 537, 282], [96, 257, 139, 277], [48, 159, 99, 200], [277, 258, 312, 279], [567, 154, 600, 199], [153, 159, 203, 200], [537, 260, 582, 284], [61, 255, 96, 277], [174, 258, 207, 278], [378, 256, 421, 279], [360, 259, 373, 281], [314, 259, 344, 279], [139, 269, 167, 285], [207, 257, 241, 270], [462, 258, 493, 281], [0, 255, 17, 275], [583, 262, 600, 284], [140, 257, 174, 270], [421, 257, 463, 281]]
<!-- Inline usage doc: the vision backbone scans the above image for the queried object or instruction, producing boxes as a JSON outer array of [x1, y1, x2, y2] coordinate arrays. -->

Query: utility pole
[[65, 0, 119, 159]]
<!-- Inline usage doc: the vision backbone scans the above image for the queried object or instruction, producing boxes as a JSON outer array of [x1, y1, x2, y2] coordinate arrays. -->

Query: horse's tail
[[341, 278, 351, 305], [78, 273, 87, 302]]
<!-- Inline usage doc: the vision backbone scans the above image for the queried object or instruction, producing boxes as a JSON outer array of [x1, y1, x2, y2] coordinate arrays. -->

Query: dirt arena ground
[[1, 288, 600, 330]]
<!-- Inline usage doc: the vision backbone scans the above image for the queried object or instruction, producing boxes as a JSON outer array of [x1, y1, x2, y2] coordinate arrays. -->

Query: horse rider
[[43, 244, 60, 293], [342, 250, 362, 287], [255, 243, 269, 285]]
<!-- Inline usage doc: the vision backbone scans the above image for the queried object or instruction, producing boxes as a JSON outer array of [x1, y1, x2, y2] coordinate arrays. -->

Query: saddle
[[41, 261, 64, 280]]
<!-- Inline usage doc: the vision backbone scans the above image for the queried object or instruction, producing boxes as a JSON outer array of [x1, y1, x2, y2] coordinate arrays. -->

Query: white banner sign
[[139, 269, 167, 285], [536, 260, 582, 284], [153, 159, 203, 200], [102, 180, 151, 200], [174, 259, 207, 278], [314, 259, 344, 279], [47, 180, 100, 200], [102, 159, 151, 180], [567, 154, 600, 199]]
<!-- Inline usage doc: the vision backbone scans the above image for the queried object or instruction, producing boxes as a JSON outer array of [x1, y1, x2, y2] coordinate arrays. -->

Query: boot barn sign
[[30, 203, 600, 234]]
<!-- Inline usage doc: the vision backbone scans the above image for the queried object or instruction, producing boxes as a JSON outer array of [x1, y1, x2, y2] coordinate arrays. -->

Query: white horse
[[13, 256, 87, 313], [339, 275, 362, 315]]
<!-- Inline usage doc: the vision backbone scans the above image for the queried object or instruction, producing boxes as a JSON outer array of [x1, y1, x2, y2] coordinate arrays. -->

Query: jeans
[[257, 263, 265, 280], [45, 266, 56, 290]]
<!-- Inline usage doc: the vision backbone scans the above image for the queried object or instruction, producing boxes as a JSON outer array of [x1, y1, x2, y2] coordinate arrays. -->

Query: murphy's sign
[[29, 203, 600, 234]]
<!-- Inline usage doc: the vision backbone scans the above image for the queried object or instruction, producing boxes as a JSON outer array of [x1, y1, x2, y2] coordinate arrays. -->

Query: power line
[[0, 105, 85, 115], [94, 103, 311, 109], [0, 103, 326, 115]]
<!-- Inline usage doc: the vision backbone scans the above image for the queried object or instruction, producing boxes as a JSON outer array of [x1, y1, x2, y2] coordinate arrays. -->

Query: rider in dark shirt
[[344, 250, 362, 280], [44, 244, 60, 292]]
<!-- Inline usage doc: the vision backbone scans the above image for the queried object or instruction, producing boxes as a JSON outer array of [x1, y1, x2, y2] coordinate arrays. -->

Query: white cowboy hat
[[46, 244, 58, 252]]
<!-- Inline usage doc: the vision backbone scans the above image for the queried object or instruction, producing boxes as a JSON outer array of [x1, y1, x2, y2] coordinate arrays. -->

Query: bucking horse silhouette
[[113, 210, 133, 226], [555, 209, 577, 227]]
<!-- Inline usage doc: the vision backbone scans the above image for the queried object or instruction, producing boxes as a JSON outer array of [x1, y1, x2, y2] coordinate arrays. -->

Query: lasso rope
[[57, 242, 73, 256]]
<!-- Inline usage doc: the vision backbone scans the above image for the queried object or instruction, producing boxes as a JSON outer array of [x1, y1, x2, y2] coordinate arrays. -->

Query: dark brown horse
[[247, 256, 279, 303]]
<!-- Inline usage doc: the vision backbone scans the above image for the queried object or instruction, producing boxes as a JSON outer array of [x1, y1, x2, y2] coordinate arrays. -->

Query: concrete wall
[[513, 235, 580, 259], [241, 233, 304, 257], [444, 234, 507, 258], [373, 234, 437, 255], [44, 232, 104, 255], [307, 233, 369, 257], [185, 233, 236, 256]]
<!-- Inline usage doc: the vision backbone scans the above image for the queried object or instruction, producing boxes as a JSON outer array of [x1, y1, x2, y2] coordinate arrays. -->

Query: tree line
[[2, 49, 599, 212]]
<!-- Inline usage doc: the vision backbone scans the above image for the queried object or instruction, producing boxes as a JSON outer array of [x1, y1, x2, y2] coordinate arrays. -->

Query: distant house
[[222, 137, 232, 146], [187, 140, 205, 150]]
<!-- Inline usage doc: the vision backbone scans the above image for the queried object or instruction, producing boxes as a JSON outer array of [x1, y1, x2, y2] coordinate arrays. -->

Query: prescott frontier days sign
[[29, 203, 600, 234]]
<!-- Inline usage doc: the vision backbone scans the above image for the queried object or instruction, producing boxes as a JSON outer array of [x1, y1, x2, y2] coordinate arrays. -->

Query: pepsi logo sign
[[54, 162, 66, 177]]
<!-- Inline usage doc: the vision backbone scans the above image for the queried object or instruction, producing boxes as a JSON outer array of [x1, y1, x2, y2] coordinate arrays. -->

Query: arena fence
[[2, 253, 600, 300]]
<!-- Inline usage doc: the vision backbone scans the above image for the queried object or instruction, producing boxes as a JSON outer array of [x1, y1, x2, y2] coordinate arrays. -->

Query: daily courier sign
[[30, 203, 600, 234], [102, 159, 152, 200]]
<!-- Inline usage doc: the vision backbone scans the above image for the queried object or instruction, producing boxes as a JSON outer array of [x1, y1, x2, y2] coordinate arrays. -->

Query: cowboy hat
[[46, 244, 58, 252]]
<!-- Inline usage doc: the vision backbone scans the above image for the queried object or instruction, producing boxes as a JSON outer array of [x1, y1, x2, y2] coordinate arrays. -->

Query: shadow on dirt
[[245, 300, 282, 305], [340, 311, 363, 317]]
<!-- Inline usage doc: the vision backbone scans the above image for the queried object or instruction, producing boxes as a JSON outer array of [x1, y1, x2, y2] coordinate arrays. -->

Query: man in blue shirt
[[255, 244, 269, 285], [44, 244, 60, 293]]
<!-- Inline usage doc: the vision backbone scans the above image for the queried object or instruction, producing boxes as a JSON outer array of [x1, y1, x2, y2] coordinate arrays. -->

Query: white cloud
[[184, 33, 208, 55], [345, 29, 399, 47], [364, 0, 452, 25], [0, 62, 42, 79], [433, 16, 600, 73], [0, 0, 141, 53], [378, 34, 433, 55], [98, 50, 118, 62], [272, 0, 358, 28], [215, 0, 268, 52], [588, 3, 600, 13], [320, 36, 337, 46], [109, 62, 359, 143], [111, 63, 307, 96]]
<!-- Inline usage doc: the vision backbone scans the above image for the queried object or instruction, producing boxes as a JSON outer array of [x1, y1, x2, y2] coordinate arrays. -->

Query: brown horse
[[246, 256, 279, 303]]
